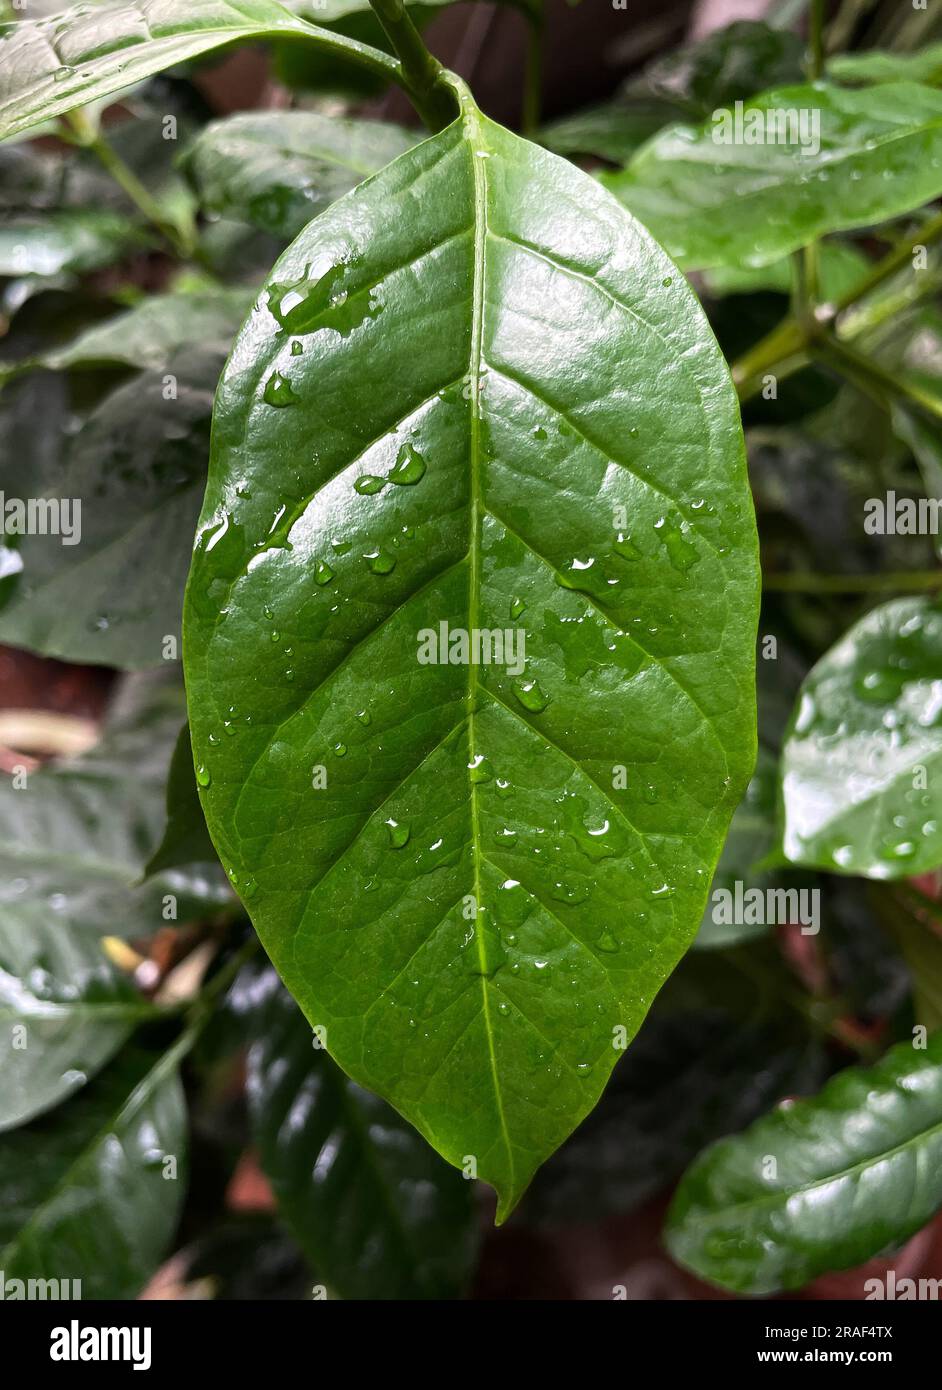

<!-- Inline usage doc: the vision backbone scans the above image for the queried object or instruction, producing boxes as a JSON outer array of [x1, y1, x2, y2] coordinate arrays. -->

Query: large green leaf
[[183, 88, 759, 1217], [0, 0, 390, 143], [666, 1031, 942, 1294], [604, 82, 942, 269], [780, 597, 942, 879], [181, 111, 416, 240], [0, 347, 224, 668], [248, 973, 477, 1299], [0, 1047, 187, 1299], [0, 675, 229, 1129]]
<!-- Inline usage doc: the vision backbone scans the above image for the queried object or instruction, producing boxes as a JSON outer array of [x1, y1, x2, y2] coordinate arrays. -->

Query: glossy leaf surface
[[780, 597, 942, 879], [184, 95, 759, 1216], [666, 1030, 942, 1294], [248, 972, 477, 1298], [604, 82, 942, 269], [0, 0, 344, 142]]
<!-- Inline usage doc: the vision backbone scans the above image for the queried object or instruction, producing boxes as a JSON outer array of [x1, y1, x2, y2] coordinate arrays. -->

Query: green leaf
[[183, 89, 760, 1218], [0, 925, 152, 1133], [0, 347, 223, 668], [695, 747, 778, 948], [0, 0, 395, 143], [0, 1046, 187, 1299], [604, 82, 942, 269], [666, 1030, 942, 1294], [828, 45, 942, 88], [892, 404, 942, 559], [540, 19, 804, 165], [540, 100, 683, 166], [145, 721, 218, 877], [780, 597, 942, 879], [702, 239, 869, 299], [181, 111, 416, 240], [0, 208, 147, 276], [0, 676, 228, 1126], [37, 284, 252, 373], [248, 973, 478, 1299], [523, 960, 827, 1226]]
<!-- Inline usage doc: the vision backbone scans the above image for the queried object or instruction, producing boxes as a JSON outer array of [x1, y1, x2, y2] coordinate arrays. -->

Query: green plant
[[3, 0, 942, 1300]]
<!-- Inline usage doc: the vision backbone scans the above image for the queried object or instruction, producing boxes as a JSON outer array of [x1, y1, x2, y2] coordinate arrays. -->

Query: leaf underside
[[184, 100, 759, 1217]]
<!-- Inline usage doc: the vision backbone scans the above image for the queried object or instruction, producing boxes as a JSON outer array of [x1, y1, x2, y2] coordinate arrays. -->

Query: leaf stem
[[733, 205, 942, 399], [812, 335, 942, 421], [366, 0, 456, 131], [63, 110, 194, 257], [522, 1, 545, 138], [764, 569, 942, 594], [808, 0, 826, 81]]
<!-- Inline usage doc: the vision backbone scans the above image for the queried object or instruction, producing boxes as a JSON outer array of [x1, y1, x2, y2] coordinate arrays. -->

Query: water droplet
[[388, 442, 427, 485], [468, 754, 494, 784], [355, 474, 386, 496], [334, 743, 347, 757], [653, 515, 699, 575], [512, 677, 548, 712], [356, 709, 371, 725], [365, 548, 396, 575], [196, 765, 211, 788], [314, 559, 334, 585], [263, 372, 298, 407], [386, 818, 410, 848], [497, 1001, 511, 1017]]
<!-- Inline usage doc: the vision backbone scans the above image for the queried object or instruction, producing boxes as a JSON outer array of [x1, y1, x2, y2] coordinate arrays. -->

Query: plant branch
[[808, 0, 826, 81], [733, 205, 942, 400], [812, 334, 942, 420], [764, 569, 942, 594], [63, 110, 194, 257], [367, 0, 456, 131], [522, 1, 545, 138]]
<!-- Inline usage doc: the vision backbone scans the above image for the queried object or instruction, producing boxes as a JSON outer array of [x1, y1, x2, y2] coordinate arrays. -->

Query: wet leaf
[[184, 89, 759, 1218]]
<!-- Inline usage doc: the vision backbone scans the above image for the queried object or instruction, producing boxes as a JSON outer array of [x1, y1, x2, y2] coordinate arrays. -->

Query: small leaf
[[604, 82, 942, 269], [182, 111, 416, 239], [0, 347, 223, 668], [0, 1047, 187, 1299], [248, 974, 478, 1299], [666, 1031, 942, 1294], [184, 89, 759, 1217], [780, 597, 942, 879], [145, 721, 218, 877]]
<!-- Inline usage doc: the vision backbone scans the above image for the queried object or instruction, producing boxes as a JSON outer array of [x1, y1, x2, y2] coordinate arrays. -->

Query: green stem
[[813, 334, 942, 421], [522, 2, 545, 138], [764, 569, 942, 594], [367, 0, 456, 131], [63, 110, 193, 257], [733, 205, 942, 400], [187, 933, 261, 1030], [808, 0, 826, 81]]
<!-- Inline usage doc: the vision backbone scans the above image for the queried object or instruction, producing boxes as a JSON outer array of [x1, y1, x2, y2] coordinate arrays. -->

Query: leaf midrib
[[462, 101, 515, 1199]]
